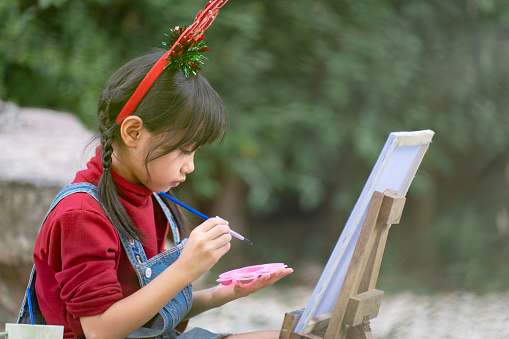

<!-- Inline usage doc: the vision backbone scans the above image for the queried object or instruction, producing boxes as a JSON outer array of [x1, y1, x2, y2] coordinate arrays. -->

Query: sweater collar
[[77, 146, 154, 207]]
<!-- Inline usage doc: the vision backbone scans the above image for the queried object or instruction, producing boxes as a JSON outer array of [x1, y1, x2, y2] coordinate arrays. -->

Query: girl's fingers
[[233, 275, 267, 295], [194, 230, 231, 258], [246, 268, 294, 290], [213, 240, 231, 259], [195, 217, 229, 232], [189, 219, 231, 246], [250, 269, 283, 287], [206, 223, 232, 240], [269, 268, 293, 284], [233, 281, 245, 292], [203, 226, 232, 255], [181, 218, 232, 275], [259, 271, 280, 287], [225, 268, 294, 300], [241, 273, 270, 291], [191, 218, 231, 247]]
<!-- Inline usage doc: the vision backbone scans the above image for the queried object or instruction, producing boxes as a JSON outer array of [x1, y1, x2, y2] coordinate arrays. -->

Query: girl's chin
[[147, 184, 173, 193]]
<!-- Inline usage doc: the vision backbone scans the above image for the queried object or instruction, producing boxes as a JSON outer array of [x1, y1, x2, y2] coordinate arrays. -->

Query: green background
[[1, 0, 509, 293]]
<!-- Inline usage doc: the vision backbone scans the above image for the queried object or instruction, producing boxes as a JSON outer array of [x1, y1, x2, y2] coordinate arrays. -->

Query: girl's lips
[[171, 179, 185, 187]]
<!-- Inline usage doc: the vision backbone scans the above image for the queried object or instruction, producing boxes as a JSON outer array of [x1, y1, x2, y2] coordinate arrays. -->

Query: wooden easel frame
[[280, 189, 406, 339]]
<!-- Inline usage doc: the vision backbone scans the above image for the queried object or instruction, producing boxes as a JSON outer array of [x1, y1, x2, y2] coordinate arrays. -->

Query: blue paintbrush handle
[[159, 191, 253, 245], [26, 287, 35, 325], [160, 191, 209, 220]]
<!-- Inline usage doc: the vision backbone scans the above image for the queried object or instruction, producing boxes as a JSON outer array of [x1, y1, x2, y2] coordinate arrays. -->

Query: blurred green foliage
[[1, 0, 509, 292]]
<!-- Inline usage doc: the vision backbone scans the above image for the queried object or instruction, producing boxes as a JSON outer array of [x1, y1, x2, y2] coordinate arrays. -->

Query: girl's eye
[[181, 146, 200, 155]]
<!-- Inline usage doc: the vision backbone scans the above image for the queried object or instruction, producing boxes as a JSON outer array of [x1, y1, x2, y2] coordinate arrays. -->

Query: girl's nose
[[182, 154, 195, 174]]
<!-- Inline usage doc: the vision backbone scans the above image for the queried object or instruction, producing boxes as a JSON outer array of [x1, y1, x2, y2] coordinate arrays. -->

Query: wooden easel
[[280, 189, 406, 339]]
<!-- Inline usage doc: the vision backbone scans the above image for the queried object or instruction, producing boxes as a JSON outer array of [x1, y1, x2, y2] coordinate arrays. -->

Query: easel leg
[[280, 310, 304, 339], [281, 191, 404, 339], [324, 192, 386, 339]]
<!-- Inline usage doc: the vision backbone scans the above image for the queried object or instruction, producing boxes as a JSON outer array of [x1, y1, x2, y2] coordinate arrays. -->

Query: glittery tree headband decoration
[[116, 0, 228, 125]]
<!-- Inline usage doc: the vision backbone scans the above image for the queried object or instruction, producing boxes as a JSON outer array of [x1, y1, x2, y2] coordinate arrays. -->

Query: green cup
[[4, 323, 63, 339]]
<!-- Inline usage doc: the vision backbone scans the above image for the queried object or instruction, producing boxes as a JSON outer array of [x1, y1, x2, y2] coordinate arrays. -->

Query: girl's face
[[142, 148, 196, 193], [113, 119, 196, 192]]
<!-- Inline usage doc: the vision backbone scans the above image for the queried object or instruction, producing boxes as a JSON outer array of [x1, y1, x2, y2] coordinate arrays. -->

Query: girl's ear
[[120, 116, 145, 148]]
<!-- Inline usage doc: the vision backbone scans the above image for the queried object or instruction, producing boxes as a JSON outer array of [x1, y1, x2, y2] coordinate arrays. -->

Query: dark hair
[[96, 49, 227, 241]]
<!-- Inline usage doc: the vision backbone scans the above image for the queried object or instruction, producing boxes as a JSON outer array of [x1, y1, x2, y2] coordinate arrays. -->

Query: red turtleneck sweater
[[33, 147, 170, 338]]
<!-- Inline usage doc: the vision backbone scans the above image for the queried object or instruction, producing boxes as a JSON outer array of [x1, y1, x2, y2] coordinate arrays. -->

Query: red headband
[[115, 0, 228, 125]]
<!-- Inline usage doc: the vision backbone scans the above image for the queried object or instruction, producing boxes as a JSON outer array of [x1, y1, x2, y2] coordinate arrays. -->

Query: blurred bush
[[1, 0, 509, 292]]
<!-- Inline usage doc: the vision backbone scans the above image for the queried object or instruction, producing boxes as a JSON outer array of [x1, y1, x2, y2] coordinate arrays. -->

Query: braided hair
[[96, 49, 227, 241]]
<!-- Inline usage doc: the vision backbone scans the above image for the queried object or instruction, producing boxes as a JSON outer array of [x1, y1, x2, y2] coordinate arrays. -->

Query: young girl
[[20, 1, 293, 338]]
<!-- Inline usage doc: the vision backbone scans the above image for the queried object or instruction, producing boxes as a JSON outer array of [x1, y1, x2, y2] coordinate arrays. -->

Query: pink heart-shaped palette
[[217, 263, 288, 285]]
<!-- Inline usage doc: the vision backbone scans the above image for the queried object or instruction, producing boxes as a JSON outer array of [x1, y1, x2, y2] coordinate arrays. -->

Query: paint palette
[[217, 263, 288, 285]]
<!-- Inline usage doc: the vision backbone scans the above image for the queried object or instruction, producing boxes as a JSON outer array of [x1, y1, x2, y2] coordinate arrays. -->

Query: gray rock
[[0, 102, 95, 186], [0, 102, 95, 328], [0, 102, 95, 265]]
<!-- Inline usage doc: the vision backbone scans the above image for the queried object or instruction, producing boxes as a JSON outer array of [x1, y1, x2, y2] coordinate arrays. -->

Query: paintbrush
[[159, 191, 253, 245], [27, 287, 34, 325]]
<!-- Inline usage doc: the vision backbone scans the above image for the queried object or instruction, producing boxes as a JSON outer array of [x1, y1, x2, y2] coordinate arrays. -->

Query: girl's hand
[[177, 217, 232, 281], [212, 267, 294, 306]]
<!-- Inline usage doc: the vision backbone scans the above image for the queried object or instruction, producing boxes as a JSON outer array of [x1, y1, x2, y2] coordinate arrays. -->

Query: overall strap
[[49, 183, 148, 272], [18, 182, 103, 324], [121, 193, 183, 280], [33, 182, 101, 235], [153, 193, 181, 244]]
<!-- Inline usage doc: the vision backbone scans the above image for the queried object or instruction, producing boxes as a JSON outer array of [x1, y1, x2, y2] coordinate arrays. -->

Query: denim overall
[[18, 182, 193, 339]]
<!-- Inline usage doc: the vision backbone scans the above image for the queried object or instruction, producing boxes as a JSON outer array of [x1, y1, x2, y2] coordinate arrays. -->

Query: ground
[[188, 285, 509, 338]]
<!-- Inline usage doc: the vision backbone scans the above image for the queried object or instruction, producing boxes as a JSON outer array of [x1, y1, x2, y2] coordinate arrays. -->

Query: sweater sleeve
[[48, 208, 124, 320]]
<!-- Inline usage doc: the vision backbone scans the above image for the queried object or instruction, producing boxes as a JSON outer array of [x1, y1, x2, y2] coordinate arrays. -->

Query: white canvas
[[295, 130, 434, 334]]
